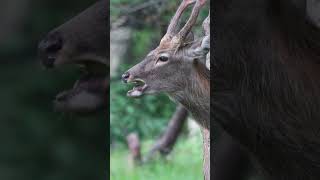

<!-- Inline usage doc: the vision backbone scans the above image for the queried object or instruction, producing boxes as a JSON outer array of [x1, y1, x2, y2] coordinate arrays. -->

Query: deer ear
[[190, 35, 210, 70], [307, 0, 320, 28], [201, 35, 210, 52], [185, 31, 194, 43], [202, 35, 210, 70]]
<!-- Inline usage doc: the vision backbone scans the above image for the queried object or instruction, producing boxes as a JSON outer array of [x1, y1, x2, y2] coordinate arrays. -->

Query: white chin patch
[[127, 89, 143, 97], [127, 84, 147, 97]]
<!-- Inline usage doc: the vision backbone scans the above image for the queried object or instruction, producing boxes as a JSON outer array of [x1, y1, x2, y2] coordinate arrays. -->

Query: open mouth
[[127, 79, 148, 97], [50, 59, 107, 113]]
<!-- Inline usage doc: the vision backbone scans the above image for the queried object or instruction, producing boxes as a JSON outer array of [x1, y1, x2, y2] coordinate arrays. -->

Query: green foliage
[[110, 64, 175, 144], [130, 29, 159, 61], [110, 136, 203, 180]]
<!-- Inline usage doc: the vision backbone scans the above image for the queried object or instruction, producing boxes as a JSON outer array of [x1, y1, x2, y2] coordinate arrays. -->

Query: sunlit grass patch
[[110, 136, 203, 180]]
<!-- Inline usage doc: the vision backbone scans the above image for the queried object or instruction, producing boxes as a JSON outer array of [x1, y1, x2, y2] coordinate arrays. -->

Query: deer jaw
[[168, 60, 210, 126]]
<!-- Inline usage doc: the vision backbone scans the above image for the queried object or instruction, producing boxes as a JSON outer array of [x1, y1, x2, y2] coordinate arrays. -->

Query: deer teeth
[[126, 78, 147, 97], [127, 89, 143, 97], [127, 84, 148, 98], [129, 79, 145, 87]]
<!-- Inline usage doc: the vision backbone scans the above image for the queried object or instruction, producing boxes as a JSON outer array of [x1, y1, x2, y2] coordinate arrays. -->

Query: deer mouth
[[127, 79, 148, 97], [51, 60, 107, 114]]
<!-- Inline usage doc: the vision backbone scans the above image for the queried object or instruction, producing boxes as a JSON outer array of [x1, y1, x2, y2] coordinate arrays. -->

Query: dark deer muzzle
[[38, 0, 108, 114]]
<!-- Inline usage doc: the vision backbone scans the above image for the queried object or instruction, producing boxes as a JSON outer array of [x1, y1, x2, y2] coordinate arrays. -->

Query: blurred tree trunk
[[202, 127, 210, 180], [145, 105, 188, 161], [126, 133, 142, 167]]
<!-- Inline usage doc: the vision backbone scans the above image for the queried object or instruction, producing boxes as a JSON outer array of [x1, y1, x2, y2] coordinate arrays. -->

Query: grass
[[110, 135, 203, 180]]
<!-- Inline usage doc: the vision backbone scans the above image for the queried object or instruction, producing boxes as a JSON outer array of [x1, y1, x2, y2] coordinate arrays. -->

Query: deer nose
[[121, 72, 130, 83], [38, 31, 63, 68]]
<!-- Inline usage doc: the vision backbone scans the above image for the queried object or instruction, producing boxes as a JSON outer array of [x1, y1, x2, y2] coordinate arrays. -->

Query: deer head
[[122, 0, 210, 125], [122, 0, 209, 99], [38, 0, 108, 114]]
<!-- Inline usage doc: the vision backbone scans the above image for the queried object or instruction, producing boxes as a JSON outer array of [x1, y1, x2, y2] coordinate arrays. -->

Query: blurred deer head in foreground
[[38, 1, 108, 114], [122, 0, 210, 124]]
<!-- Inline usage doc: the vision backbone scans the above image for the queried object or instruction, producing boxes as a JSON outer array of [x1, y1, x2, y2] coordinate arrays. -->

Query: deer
[[121, 0, 211, 179], [38, 0, 108, 114]]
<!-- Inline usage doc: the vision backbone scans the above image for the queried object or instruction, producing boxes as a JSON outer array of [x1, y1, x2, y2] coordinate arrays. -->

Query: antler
[[159, 0, 207, 48], [165, 0, 196, 38], [202, 13, 210, 36], [177, 0, 207, 40]]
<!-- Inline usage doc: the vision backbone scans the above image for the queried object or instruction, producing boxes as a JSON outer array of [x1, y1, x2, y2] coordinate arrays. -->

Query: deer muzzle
[[121, 71, 148, 97]]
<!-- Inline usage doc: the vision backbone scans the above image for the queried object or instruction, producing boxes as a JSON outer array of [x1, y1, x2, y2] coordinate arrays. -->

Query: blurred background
[[0, 0, 107, 179], [110, 0, 209, 179]]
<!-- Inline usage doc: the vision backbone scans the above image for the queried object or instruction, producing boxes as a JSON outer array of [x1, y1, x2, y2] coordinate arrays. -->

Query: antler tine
[[165, 0, 196, 38], [178, 0, 206, 40], [202, 13, 210, 36]]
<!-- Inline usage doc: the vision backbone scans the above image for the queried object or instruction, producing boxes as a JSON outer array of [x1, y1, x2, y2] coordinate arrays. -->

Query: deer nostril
[[38, 32, 63, 68], [46, 39, 62, 53], [121, 72, 130, 83], [39, 32, 63, 54]]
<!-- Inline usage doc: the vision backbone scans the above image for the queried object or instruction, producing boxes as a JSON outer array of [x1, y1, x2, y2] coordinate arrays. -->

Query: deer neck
[[169, 62, 210, 129]]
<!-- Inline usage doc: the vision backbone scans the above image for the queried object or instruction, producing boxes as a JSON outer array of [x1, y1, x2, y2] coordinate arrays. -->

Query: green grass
[[110, 135, 203, 180]]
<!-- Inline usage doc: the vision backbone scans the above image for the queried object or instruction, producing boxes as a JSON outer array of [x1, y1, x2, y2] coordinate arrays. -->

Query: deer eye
[[158, 55, 169, 62]]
